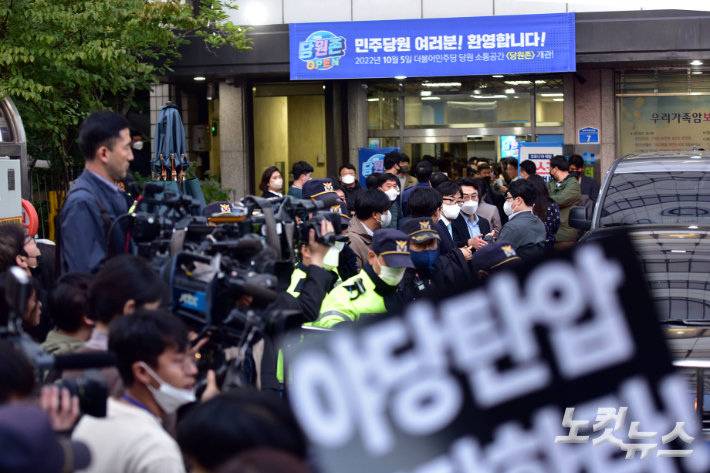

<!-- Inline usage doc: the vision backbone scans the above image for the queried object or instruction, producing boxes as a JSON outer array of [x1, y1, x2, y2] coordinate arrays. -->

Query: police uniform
[[313, 228, 414, 328]]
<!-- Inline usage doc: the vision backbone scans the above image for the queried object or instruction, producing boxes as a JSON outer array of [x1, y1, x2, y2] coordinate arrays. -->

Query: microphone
[[50, 352, 118, 371]]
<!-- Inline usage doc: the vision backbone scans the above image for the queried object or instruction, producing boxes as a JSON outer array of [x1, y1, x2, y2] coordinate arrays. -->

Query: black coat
[[451, 214, 491, 248], [434, 219, 458, 255], [342, 180, 365, 213], [261, 190, 282, 198]]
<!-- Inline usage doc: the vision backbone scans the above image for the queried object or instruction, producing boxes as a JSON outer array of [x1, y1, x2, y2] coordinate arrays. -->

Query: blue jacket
[[59, 170, 131, 274], [402, 182, 430, 217]]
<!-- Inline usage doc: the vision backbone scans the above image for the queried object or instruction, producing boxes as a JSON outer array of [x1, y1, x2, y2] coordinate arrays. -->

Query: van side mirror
[[568, 206, 591, 231]]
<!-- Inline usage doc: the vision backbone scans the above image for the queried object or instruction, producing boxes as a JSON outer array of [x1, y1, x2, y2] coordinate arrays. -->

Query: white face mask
[[460, 200, 478, 215], [442, 203, 461, 220], [132, 141, 144, 151], [271, 178, 283, 191], [139, 362, 196, 414], [323, 245, 341, 271], [384, 188, 399, 201], [378, 265, 406, 286], [504, 198, 518, 216], [341, 174, 356, 185], [377, 211, 392, 228]]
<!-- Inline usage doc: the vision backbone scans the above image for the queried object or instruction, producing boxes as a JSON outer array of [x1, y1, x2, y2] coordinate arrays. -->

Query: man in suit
[[449, 179, 491, 251], [383, 151, 416, 198], [407, 187, 472, 263], [468, 177, 502, 236]]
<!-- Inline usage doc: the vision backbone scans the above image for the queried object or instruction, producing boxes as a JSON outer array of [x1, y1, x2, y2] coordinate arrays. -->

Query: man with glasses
[[434, 181, 472, 257], [452, 177, 491, 252]]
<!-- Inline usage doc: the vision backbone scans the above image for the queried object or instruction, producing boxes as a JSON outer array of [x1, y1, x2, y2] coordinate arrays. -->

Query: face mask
[[504, 199, 518, 216], [378, 211, 392, 228], [384, 188, 399, 201], [323, 245, 341, 271], [342, 175, 355, 185], [400, 165, 409, 174], [139, 362, 196, 414], [379, 265, 406, 286], [271, 179, 283, 191], [442, 203, 461, 220], [410, 248, 439, 273], [132, 141, 144, 151], [460, 200, 478, 215]]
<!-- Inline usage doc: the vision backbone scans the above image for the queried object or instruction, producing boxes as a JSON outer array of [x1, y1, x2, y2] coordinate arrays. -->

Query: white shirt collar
[[439, 215, 451, 226], [362, 221, 375, 236], [509, 209, 533, 220]]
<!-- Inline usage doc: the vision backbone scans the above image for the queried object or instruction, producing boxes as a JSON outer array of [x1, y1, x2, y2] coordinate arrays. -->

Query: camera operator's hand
[[40, 385, 80, 432], [308, 219, 335, 268], [201, 370, 220, 402]]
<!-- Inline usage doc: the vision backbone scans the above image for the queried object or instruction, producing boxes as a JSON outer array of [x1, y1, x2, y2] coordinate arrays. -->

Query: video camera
[[2, 267, 113, 417]]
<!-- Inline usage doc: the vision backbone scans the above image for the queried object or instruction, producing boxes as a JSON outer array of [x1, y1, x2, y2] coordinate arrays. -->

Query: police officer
[[471, 240, 522, 280], [314, 228, 414, 328]]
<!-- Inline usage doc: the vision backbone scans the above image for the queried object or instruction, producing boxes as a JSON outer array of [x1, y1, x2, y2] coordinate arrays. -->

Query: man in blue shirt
[[450, 177, 491, 251], [401, 160, 433, 217]]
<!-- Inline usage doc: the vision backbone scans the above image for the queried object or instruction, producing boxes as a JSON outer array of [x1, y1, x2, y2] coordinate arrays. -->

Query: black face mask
[[29, 259, 42, 278]]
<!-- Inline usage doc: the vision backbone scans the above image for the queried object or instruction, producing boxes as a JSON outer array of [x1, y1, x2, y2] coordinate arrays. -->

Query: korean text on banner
[[358, 147, 398, 185], [289, 13, 576, 80], [520, 142, 562, 183], [285, 231, 708, 473]]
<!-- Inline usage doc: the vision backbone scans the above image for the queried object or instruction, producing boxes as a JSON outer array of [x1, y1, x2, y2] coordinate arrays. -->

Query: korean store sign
[[286, 232, 709, 473], [289, 13, 576, 80]]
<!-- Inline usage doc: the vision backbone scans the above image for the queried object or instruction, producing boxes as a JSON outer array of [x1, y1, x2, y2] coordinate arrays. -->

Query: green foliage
[[0, 0, 252, 186], [198, 170, 233, 204]]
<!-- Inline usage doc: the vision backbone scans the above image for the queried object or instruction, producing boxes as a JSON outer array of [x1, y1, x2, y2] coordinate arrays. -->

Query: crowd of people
[[0, 110, 601, 473]]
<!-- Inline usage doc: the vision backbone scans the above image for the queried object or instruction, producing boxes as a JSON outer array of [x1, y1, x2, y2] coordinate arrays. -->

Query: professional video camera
[[2, 267, 114, 417]]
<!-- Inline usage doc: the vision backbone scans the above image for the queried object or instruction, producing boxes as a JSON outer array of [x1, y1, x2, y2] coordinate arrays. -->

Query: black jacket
[[451, 214, 491, 248], [434, 219, 458, 255], [342, 180, 365, 213], [261, 190, 282, 199]]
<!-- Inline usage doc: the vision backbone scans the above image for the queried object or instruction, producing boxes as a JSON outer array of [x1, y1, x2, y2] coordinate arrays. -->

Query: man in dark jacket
[[568, 154, 599, 218], [128, 129, 151, 177], [59, 111, 134, 275], [339, 164, 365, 214], [484, 179, 545, 262]]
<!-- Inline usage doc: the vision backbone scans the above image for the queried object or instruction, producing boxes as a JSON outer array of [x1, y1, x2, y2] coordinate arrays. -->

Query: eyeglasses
[[442, 197, 464, 206], [461, 195, 478, 202]]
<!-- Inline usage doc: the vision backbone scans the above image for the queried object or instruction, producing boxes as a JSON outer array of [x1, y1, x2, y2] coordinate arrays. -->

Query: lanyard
[[122, 395, 153, 415]]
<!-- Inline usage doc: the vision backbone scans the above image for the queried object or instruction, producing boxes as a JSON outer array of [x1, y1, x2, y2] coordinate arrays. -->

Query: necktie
[[447, 223, 452, 238]]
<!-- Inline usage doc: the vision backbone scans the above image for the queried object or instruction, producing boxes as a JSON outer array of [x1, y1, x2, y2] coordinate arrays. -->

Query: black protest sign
[[285, 232, 710, 473]]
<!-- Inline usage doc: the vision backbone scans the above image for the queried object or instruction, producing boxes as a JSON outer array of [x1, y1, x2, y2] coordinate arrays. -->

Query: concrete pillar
[[219, 81, 248, 200], [563, 72, 576, 145], [571, 69, 617, 180], [347, 80, 368, 165]]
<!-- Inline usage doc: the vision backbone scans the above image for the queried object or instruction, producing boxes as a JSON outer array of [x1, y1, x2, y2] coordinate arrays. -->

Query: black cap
[[303, 178, 338, 200], [472, 240, 522, 273], [371, 228, 415, 269], [401, 217, 440, 244], [313, 194, 350, 227], [0, 404, 91, 473], [203, 201, 232, 218]]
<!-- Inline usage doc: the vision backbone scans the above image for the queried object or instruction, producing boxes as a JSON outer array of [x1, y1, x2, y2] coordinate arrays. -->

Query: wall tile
[[423, 0, 493, 18], [353, 0, 420, 20], [284, 0, 351, 23]]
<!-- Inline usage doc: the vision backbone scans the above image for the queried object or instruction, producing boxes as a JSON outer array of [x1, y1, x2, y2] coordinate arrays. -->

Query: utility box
[[192, 125, 211, 152], [0, 158, 22, 225]]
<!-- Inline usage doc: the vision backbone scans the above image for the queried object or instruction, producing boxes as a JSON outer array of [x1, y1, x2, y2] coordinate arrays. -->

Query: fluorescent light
[[674, 360, 710, 368], [422, 82, 462, 87], [367, 98, 379, 102], [492, 75, 504, 78], [553, 98, 564, 102], [691, 156, 702, 159], [693, 71, 703, 75], [420, 91, 432, 96], [691, 60, 703, 66], [678, 331, 685, 334], [690, 226, 699, 229], [505, 89, 515, 94], [194, 76, 206, 81], [394, 76, 407, 80], [671, 250, 687, 253], [421, 97, 441, 100], [471, 95, 506, 99], [514, 96, 519, 98], [541, 93, 564, 97]]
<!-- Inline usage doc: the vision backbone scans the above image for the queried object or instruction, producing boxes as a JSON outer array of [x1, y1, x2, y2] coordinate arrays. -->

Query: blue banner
[[290, 13, 575, 80], [358, 147, 398, 185]]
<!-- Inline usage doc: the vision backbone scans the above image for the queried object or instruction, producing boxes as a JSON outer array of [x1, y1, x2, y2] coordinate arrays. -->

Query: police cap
[[371, 228, 415, 269]]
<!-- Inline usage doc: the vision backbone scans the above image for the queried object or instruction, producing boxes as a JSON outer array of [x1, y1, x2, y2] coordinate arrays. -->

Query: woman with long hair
[[260, 167, 283, 198], [527, 174, 560, 255]]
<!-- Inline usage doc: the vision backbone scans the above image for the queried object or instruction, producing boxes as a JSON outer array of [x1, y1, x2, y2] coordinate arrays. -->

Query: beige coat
[[347, 216, 374, 270], [476, 201, 502, 236]]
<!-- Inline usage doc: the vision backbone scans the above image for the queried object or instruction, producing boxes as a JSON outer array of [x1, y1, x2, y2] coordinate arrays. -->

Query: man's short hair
[[470, 178, 488, 199], [109, 309, 188, 387], [408, 187, 443, 218], [550, 155, 570, 171], [365, 173, 381, 189], [0, 223, 26, 273], [477, 163, 491, 172], [476, 157, 490, 164], [506, 158, 519, 169], [414, 161, 433, 183], [509, 179, 537, 207], [399, 153, 410, 164], [520, 160, 537, 176], [291, 161, 314, 180], [435, 181, 461, 200], [78, 111, 130, 161], [430, 172, 449, 189], [354, 189, 390, 220], [383, 152, 402, 171], [48, 273, 93, 333], [0, 340, 35, 403], [468, 157, 478, 165], [568, 154, 585, 169], [338, 163, 356, 175], [377, 172, 398, 189]]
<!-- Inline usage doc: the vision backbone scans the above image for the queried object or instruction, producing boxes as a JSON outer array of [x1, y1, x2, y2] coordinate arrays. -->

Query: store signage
[[520, 142, 562, 182], [286, 233, 707, 473], [578, 126, 599, 144], [358, 147, 398, 185], [289, 13, 576, 80]]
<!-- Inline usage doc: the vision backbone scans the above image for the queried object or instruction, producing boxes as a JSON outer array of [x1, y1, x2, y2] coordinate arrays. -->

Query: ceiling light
[[691, 60, 703, 66], [421, 97, 441, 100], [693, 71, 703, 75], [505, 89, 515, 94], [553, 98, 564, 102], [671, 250, 686, 253], [367, 98, 379, 102], [194, 76, 206, 81], [514, 96, 519, 98], [690, 226, 699, 229], [691, 156, 702, 159], [492, 75, 504, 78], [471, 95, 506, 99], [421, 91, 432, 96], [505, 80, 531, 85], [422, 82, 462, 87], [394, 76, 407, 80], [541, 93, 564, 97], [677, 331, 685, 334], [674, 360, 710, 368]]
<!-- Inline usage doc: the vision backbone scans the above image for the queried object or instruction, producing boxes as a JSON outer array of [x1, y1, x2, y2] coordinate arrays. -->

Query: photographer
[[42, 273, 94, 355], [0, 271, 43, 337]]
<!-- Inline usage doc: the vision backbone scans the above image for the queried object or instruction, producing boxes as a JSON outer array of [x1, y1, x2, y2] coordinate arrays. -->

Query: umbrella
[[152, 103, 189, 185]]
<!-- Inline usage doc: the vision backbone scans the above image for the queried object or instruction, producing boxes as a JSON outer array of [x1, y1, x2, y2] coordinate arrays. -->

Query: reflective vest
[[313, 266, 387, 329]]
